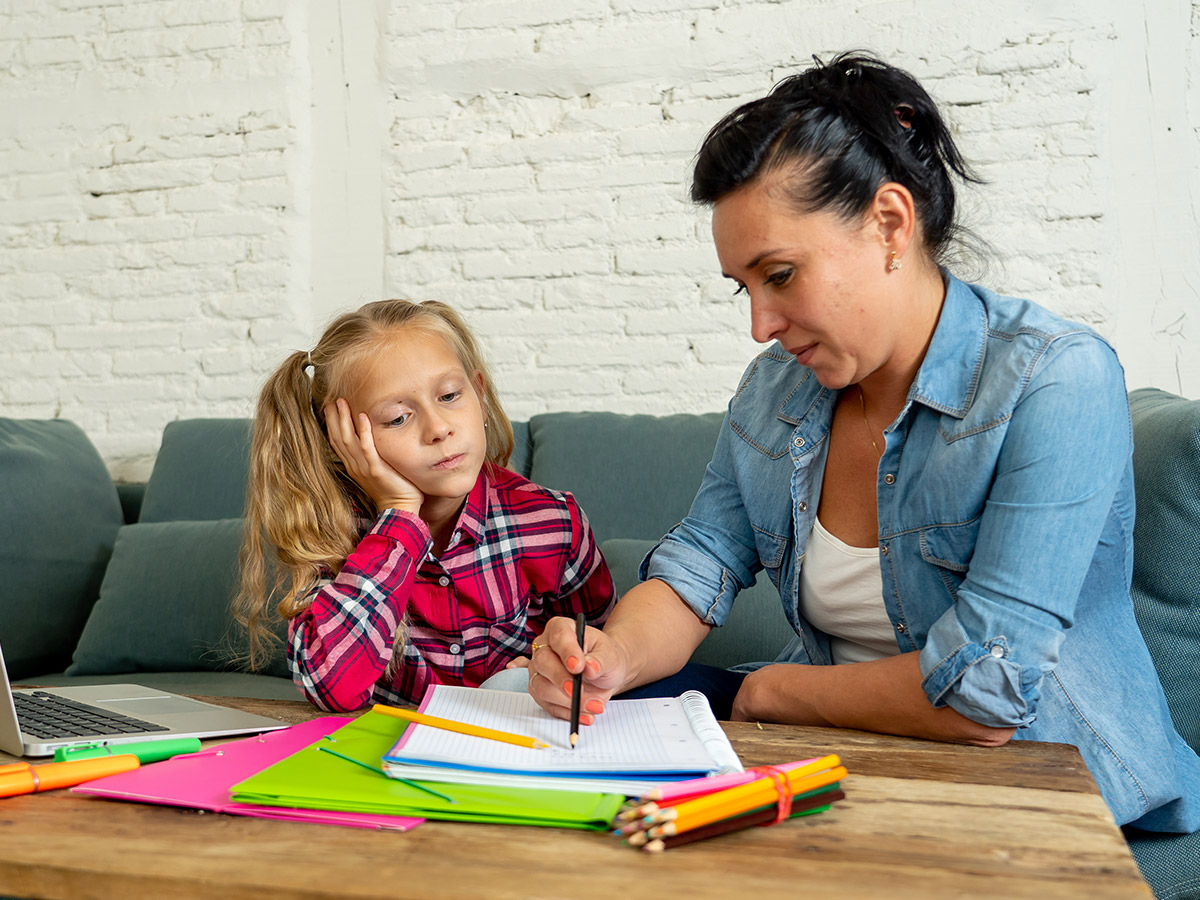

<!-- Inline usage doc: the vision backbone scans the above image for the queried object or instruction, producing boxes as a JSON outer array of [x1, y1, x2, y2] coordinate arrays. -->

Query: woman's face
[[710, 175, 900, 390]]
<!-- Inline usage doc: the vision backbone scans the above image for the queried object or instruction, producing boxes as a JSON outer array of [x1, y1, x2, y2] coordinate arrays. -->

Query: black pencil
[[569, 612, 585, 748]]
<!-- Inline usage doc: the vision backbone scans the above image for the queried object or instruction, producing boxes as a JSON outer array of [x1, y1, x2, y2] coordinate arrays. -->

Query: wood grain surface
[[0, 694, 1152, 900]]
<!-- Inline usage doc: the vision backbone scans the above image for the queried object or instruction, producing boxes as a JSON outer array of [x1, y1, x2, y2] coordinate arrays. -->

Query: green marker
[[53, 737, 202, 764]]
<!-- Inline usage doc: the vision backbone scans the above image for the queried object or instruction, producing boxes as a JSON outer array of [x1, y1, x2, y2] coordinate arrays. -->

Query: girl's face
[[346, 329, 488, 508], [710, 174, 902, 390]]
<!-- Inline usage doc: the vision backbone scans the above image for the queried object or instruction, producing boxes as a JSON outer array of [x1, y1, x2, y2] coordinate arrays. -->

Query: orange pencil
[[642, 789, 847, 852], [646, 755, 841, 825], [0, 754, 140, 798], [372, 704, 549, 749], [652, 763, 849, 844], [650, 767, 848, 837]]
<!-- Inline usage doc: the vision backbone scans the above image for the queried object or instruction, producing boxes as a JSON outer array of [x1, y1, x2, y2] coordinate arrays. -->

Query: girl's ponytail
[[232, 350, 361, 670]]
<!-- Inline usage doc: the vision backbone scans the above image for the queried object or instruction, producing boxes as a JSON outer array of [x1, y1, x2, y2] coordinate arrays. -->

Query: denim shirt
[[644, 274, 1200, 831]]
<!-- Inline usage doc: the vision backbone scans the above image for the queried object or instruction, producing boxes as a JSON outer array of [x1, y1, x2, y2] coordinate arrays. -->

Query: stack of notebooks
[[75, 686, 755, 832]]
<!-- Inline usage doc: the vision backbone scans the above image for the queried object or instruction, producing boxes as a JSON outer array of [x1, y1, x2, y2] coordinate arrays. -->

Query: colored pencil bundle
[[613, 754, 847, 852]]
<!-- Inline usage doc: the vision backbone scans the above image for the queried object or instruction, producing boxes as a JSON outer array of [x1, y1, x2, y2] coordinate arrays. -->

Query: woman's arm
[[732, 652, 1015, 747]]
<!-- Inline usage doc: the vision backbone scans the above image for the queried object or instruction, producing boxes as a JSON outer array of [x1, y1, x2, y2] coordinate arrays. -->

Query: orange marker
[[0, 762, 33, 776], [0, 754, 140, 798]]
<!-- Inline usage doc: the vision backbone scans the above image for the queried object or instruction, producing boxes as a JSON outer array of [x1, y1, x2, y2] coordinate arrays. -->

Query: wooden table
[[0, 695, 1152, 900]]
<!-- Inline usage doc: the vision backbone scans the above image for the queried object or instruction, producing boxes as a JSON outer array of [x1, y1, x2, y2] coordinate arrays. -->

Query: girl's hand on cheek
[[324, 399, 424, 516]]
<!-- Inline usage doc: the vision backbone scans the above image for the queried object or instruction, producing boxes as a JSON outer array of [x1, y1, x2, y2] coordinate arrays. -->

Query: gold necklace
[[858, 385, 881, 457]]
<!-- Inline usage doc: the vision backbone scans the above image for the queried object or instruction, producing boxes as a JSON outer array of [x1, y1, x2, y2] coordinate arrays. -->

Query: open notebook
[[381, 686, 743, 795]]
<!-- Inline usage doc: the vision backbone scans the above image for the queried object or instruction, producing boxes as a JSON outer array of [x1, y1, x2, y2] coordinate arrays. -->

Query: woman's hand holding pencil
[[525, 614, 621, 726]]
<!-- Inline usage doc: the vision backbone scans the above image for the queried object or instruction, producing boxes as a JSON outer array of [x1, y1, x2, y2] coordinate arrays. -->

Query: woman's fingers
[[527, 616, 623, 721]]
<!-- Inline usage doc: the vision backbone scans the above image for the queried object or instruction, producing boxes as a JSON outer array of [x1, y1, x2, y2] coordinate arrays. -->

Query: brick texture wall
[[1, 1, 1197, 479]]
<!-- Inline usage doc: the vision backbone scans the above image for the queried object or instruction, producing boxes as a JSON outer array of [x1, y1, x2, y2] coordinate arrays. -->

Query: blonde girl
[[234, 299, 615, 712]]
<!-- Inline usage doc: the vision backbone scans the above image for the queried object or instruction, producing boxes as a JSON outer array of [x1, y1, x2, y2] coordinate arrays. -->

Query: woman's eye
[[731, 283, 747, 297], [766, 268, 792, 287]]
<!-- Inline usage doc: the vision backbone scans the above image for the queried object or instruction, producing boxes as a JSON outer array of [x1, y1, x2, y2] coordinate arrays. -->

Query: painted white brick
[[2, 0, 1198, 480], [167, 184, 238, 212], [455, 0, 608, 30], [462, 247, 612, 280], [24, 37, 84, 66]]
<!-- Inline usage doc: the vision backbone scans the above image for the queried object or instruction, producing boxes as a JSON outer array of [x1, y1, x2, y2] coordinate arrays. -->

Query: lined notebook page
[[385, 686, 741, 776]]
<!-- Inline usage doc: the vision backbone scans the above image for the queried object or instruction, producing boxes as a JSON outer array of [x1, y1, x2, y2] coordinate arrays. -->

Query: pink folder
[[72, 716, 423, 832]]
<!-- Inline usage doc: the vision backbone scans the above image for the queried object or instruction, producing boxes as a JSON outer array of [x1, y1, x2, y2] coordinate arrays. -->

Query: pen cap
[[53, 737, 202, 764]]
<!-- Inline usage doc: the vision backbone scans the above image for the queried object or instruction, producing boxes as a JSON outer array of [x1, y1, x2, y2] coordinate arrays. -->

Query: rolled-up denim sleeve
[[641, 410, 762, 627], [919, 333, 1131, 728]]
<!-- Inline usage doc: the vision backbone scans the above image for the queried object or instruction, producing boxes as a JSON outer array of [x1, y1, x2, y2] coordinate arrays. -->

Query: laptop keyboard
[[15, 691, 170, 740]]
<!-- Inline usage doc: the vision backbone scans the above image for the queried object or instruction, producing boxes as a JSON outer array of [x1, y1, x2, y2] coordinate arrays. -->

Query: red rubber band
[[749, 765, 792, 825]]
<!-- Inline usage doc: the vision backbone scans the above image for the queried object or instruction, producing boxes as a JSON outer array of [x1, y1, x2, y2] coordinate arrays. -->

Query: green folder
[[231, 712, 623, 830]]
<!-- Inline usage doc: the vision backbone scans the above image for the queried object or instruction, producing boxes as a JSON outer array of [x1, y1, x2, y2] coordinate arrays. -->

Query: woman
[[527, 51, 1200, 831]]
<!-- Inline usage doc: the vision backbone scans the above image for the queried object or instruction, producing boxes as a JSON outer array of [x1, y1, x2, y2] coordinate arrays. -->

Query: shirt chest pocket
[[752, 525, 787, 572], [918, 518, 981, 601]]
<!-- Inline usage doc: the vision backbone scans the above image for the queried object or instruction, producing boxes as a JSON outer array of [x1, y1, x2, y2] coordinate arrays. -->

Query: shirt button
[[880, 545, 889, 556], [883, 474, 895, 485], [798, 501, 808, 512], [895, 622, 906, 634], [449, 643, 461, 654], [990, 645, 1005, 658], [793, 435, 805, 448], [438, 576, 450, 587]]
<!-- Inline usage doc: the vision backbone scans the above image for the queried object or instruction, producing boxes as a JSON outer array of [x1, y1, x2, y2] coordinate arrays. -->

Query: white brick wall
[[1, 0, 1198, 480]]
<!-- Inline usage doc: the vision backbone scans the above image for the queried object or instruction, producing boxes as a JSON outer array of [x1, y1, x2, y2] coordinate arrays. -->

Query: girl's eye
[[439, 390, 463, 403], [732, 283, 747, 297], [766, 268, 792, 287], [387, 413, 410, 427]]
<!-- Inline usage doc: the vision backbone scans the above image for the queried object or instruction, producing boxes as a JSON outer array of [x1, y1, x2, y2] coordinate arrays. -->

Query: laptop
[[0, 639, 288, 757]]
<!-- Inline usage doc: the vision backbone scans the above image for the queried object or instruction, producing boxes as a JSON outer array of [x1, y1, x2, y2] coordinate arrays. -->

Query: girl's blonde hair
[[232, 299, 514, 670]]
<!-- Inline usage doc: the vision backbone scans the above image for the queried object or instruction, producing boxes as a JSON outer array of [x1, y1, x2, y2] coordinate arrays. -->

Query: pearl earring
[[888, 251, 902, 272]]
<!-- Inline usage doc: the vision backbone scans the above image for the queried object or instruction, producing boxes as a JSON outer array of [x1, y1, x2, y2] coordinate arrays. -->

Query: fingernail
[[566, 656, 579, 671], [586, 659, 601, 676], [581, 714, 594, 726], [563, 680, 573, 696], [586, 699, 604, 714]]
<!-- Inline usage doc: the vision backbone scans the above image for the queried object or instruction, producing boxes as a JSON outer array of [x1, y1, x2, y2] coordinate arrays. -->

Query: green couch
[[1, 390, 1197, 899]]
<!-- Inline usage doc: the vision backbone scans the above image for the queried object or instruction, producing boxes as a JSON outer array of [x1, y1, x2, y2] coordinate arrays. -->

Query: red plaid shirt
[[287, 464, 615, 711]]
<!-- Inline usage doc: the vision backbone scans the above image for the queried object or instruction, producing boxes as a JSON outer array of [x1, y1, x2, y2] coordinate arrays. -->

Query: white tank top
[[799, 516, 899, 665]]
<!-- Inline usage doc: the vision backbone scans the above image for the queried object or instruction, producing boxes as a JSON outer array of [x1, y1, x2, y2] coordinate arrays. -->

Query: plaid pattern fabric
[[287, 464, 615, 711]]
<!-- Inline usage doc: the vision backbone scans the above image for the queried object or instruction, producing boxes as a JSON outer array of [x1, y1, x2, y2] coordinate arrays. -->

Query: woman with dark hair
[[527, 52, 1200, 831]]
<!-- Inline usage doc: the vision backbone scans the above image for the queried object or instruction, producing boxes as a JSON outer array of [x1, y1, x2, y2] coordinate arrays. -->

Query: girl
[[234, 299, 615, 712]]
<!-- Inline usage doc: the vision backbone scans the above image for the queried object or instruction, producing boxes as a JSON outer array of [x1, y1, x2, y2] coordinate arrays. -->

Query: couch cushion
[[138, 419, 253, 522], [600, 539, 792, 669], [1128, 388, 1200, 755], [67, 518, 289, 679], [529, 411, 724, 544], [1126, 826, 1200, 900], [0, 418, 123, 679], [509, 420, 532, 478]]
